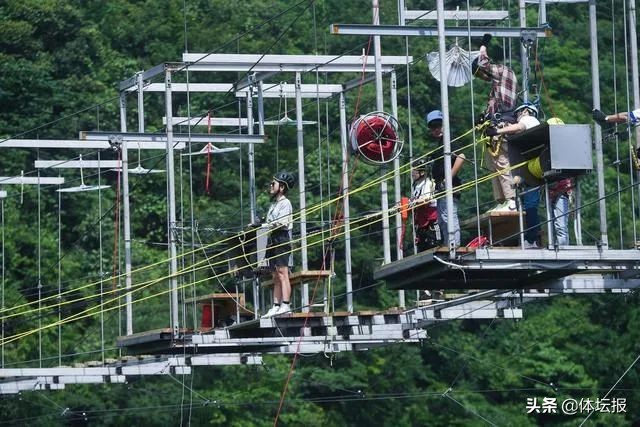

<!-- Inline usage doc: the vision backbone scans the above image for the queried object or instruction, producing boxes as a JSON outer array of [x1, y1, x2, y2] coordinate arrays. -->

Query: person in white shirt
[[409, 157, 439, 251], [592, 108, 640, 126], [486, 103, 542, 248], [261, 171, 295, 317]]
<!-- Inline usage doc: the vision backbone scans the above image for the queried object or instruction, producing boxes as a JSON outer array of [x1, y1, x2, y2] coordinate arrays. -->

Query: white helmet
[[514, 102, 538, 118]]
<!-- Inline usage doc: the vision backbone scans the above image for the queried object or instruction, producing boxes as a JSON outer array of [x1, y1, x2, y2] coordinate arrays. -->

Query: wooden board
[[261, 270, 331, 288], [461, 210, 522, 246]]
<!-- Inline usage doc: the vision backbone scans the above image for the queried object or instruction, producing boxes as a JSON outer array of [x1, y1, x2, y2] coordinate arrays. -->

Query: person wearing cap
[[486, 103, 542, 248], [261, 171, 295, 317], [409, 157, 439, 251], [425, 110, 465, 247]]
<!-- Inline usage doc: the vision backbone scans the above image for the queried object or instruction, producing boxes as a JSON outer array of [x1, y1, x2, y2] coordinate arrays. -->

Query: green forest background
[[1, 0, 639, 425]]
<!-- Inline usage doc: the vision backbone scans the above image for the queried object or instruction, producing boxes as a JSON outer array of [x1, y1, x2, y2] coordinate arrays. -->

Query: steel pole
[[373, 0, 392, 264], [590, 0, 609, 248], [628, 0, 640, 206], [120, 87, 133, 336], [295, 72, 310, 311], [340, 93, 354, 313], [390, 71, 405, 308], [164, 69, 180, 334], [437, 0, 456, 257]]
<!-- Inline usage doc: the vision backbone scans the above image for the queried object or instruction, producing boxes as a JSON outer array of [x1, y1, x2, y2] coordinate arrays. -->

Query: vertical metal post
[[544, 183, 554, 246], [0, 196, 4, 367], [575, 179, 583, 245], [120, 85, 133, 336], [257, 79, 266, 136], [437, 0, 456, 257], [295, 72, 310, 311], [390, 71, 405, 308], [397, 0, 406, 25], [539, 0, 547, 24], [246, 91, 259, 317], [373, 0, 392, 264], [340, 93, 354, 313], [137, 72, 145, 131], [628, 0, 640, 204], [164, 68, 180, 334], [590, 0, 609, 248], [519, 0, 529, 102], [246, 92, 257, 223]]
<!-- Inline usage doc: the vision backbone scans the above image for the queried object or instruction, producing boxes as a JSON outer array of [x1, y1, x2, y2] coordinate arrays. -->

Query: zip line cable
[[0, 130, 482, 321], [1, 152, 629, 338], [0, 158, 565, 345]]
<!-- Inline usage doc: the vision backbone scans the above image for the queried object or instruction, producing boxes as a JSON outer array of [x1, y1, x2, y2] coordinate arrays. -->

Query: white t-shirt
[[266, 196, 293, 231], [519, 115, 540, 130], [410, 177, 437, 208], [630, 108, 640, 124]]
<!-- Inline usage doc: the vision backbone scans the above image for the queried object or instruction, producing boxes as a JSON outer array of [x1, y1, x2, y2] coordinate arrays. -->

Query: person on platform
[[472, 34, 518, 212], [425, 110, 464, 247], [258, 171, 295, 317], [409, 157, 439, 252], [486, 103, 541, 248], [592, 108, 640, 126]]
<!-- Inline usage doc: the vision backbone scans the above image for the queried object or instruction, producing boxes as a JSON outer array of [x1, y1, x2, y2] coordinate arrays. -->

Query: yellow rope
[[0, 159, 531, 345]]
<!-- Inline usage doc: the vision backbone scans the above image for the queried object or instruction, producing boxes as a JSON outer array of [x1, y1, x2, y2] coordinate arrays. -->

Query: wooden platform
[[461, 210, 522, 246], [116, 309, 425, 356], [184, 292, 253, 328], [260, 270, 331, 288]]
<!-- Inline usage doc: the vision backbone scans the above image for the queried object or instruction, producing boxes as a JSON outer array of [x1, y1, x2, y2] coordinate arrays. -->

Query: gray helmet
[[412, 158, 428, 171], [274, 171, 295, 190]]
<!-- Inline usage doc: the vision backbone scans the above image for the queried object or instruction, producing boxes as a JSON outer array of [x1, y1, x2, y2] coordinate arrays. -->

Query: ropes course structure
[[0, 6, 639, 425]]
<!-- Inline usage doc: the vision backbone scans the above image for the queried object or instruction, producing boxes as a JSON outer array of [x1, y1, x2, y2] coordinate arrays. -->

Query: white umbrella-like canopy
[[181, 143, 239, 157], [426, 43, 480, 87], [263, 88, 317, 126], [57, 155, 110, 193]]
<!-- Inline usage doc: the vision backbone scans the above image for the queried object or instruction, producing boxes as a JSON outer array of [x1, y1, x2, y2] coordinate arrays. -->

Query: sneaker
[[262, 305, 280, 318], [523, 240, 539, 249], [489, 199, 516, 213], [488, 201, 506, 212], [275, 303, 291, 315], [592, 109, 608, 126]]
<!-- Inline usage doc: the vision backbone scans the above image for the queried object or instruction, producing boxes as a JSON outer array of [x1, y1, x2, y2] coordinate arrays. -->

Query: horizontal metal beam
[[182, 53, 410, 73], [0, 139, 176, 150], [525, 0, 588, 3], [330, 24, 551, 39], [119, 64, 167, 91], [403, 10, 509, 21], [35, 160, 122, 169], [475, 248, 640, 261], [239, 83, 343, 98], [80, 131, 265, 144], [165, 117, 249, 127], [140, 82, 343, 98], [548, 275, 640, 292], [234, 71, 280, 91], [0, 177, 65, 185], [132, 83, 233, 93]]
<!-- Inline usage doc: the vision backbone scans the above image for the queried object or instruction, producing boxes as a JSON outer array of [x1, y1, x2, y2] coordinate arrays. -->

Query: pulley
[[349, 112, 404, 165]]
